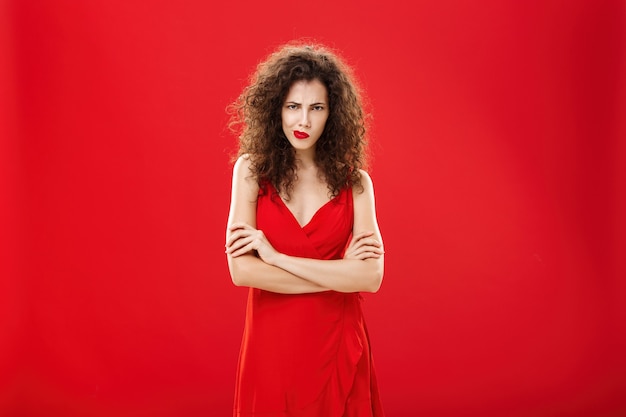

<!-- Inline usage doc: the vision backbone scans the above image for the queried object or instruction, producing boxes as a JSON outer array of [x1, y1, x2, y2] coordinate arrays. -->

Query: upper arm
[[227, 155, 259, 232], [226, 156, 260, 283], [352, 169, 384, 247]]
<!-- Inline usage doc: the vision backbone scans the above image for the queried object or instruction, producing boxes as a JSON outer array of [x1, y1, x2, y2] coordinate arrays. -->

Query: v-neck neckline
[[268, 182, 340, 229]]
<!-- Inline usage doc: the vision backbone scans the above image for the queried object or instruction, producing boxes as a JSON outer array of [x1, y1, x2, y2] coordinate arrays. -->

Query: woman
[[225, 42, 385, 417]]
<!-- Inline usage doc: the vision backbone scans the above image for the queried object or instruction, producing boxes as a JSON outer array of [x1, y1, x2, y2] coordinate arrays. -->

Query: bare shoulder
[[352, 169, 382, 236], [358, 169, 374, 188], [353, 169, 376, 199], [233, 153, 252, 175], [228, 154, 259, 227], [232, 154, 259, 197], [233, 154, 256, 180]]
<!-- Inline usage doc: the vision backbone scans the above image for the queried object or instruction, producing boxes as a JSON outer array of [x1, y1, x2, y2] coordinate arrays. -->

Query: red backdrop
[[2, 1, 625, 416]]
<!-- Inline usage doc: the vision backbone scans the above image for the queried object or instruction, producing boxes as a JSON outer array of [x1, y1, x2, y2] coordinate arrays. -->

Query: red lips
[[294, 131, 309, 139]]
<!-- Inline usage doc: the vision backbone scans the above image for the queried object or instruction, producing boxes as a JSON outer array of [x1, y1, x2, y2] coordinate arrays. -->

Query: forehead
[[284, 79, 328, 102]]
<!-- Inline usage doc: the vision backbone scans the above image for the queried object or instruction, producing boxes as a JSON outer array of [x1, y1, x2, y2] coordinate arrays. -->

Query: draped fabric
[[234, 183, 384, 417]]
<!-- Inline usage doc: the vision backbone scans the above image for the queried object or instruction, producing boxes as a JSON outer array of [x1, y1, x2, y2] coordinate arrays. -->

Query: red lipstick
[[294, 131, 309, 139]]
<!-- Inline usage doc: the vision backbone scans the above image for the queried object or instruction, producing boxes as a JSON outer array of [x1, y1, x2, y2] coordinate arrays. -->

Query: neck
[[294, 148, 316, 169]]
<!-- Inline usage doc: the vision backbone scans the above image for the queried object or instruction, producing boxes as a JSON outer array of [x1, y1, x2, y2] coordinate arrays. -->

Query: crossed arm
[[225, 156, 385, 294]]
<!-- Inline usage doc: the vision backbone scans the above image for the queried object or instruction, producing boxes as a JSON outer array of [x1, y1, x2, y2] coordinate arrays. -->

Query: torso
[[279, 166, 334, 228]]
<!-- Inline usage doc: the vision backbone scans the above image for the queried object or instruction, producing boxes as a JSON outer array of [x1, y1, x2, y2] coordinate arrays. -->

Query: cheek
[[318, 114, 329, 130], [281, 112, 295, 127]]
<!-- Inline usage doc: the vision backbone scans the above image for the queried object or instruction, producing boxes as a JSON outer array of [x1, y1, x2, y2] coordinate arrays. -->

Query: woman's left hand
[[343, 231, 384, 260], [226, 222, 280, 265]]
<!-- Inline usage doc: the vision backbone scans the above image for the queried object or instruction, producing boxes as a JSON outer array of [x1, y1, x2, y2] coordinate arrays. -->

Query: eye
[[312, 105, 325, 111], [286, 104, 298, 110]]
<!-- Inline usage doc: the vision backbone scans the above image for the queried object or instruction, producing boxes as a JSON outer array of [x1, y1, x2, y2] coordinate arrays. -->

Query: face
[[281, 79, 329, 155]]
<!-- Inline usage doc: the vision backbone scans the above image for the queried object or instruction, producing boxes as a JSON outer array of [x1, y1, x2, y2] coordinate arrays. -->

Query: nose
[[298, 109, 311, 128]]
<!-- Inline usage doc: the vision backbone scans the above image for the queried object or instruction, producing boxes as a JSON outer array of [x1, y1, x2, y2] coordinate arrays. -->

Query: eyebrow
[[285, 101, 327, 106]]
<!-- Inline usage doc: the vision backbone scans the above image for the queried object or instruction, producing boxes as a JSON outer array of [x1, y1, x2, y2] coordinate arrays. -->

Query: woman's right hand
[[226, 222, 280, 265], [343, 231, 384, 260]]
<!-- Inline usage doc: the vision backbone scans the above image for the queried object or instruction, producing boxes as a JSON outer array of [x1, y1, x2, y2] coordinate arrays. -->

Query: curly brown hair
[[228, 41, 369, 198]]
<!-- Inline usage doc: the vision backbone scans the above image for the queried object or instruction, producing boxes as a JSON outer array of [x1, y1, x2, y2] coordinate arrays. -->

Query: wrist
[[269, 252, 287, 268]]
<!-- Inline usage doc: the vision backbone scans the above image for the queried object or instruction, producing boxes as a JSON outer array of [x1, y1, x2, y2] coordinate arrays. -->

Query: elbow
[[227, 257, 250, 287], [363, 262, 384, 293], [367, 273, 383, 293], [231, 273, 245, 287]]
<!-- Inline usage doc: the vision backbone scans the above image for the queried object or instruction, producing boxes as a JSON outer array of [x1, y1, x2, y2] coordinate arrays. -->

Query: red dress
[[233, 182, 385, 417]]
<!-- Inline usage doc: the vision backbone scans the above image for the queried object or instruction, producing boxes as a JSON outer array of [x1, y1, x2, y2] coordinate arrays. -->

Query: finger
[[228, 222, 254, 232], [345, 246, 382, 259], [352, 245, 384, 257], [225, 229, 253, 247], [229, 242, 257, 258], [352, 231, 374, 243], [226, 227, 264, 247], [359, 237, 381, 247], [349, 231, 372, 244], [228, 235, 261, 256], [346, 235, 359, 249], [345, 231, 373, 251], [349, 239, 382, 253], [226, 235, 256, 254], [349, 251, 381, 260], [363, 241, 383, 251]]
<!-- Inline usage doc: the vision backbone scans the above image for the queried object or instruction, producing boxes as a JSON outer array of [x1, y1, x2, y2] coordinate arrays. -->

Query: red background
[[2, 1, 626, 416]]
